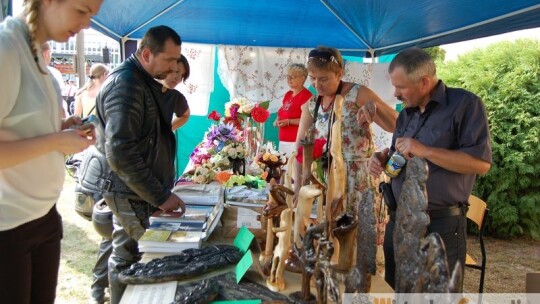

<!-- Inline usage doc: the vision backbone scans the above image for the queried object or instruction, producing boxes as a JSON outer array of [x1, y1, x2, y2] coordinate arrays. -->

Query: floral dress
[[308, 83, 387, 272]]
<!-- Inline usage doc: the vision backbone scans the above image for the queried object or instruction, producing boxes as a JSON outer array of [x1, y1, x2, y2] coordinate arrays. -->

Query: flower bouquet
[[256, 143, 287, 182]]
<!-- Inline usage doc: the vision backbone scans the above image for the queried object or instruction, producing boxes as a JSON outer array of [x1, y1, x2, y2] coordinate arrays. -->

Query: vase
[[265, 164, 282, 182], [243, 117, 264, 162], [229, 157, 245, 175]]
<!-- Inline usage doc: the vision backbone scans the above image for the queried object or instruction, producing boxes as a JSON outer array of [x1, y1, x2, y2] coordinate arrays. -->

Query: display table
[[120, 183, 392, 303]]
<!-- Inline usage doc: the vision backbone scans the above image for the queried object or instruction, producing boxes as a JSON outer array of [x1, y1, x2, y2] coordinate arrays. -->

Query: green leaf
[[258, 100, 270, 110]]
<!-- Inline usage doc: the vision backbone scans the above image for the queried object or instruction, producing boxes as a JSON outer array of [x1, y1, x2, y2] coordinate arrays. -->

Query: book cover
[[138, 231, 203, 252], [139, 230, 172, 243], [148, 221, 206, 232], [150, 207, 209, 224]]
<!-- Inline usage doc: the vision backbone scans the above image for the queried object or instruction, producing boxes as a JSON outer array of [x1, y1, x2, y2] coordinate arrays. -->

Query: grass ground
[[54, 177, 540, 303]]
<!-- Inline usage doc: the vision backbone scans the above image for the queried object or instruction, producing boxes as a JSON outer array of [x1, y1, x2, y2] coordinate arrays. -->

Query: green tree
[[425, 46, 446, 62], [439, 39, 540, 239]]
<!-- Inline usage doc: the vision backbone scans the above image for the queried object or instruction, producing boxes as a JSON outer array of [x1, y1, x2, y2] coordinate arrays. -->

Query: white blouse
[[0, 17, 65, 230]]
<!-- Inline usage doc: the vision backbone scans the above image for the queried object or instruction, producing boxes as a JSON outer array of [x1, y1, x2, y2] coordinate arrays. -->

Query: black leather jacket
[[79, 56, 176, 207]]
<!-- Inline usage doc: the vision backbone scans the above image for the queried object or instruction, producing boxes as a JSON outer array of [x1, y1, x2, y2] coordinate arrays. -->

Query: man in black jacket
[[79, 25, 185, 304]]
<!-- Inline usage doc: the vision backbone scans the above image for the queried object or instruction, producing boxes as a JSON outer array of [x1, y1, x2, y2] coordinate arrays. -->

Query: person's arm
[[293, 103, 314, 201], [395, 94, 492, 175], [0, 40, 93, 169], [0, 129, 94, 169], [277, 117, 299, 127], [172, 108, 190, 131], [74, 94, 83, 117], [356, 85, 397, 133], [395, 138, 490, 174]]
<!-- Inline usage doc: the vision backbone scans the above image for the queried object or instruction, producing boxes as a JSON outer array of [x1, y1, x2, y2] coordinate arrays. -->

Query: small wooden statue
[[267, 208, 293, 292], [260, 182, 294, 271]]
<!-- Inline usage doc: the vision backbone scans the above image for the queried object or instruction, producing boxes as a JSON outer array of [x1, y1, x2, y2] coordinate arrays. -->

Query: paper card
[[119, 281, 176, 304], [235, 249, 253, 284], [233, 225, 254, 254], [211, 300, 262, 304]]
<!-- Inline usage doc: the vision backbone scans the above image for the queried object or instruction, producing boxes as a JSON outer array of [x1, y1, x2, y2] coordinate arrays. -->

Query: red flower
[[207, 110, 221, 121], [296, 138, 327, 164], [224, 116, 242, 130], [251, 105, 270, 123]]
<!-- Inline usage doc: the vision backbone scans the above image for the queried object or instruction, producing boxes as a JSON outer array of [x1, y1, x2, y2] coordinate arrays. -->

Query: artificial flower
[[239, 103, 255, 114], [207, 110, 221, 121], [251, 105, 270, 123], [215, 171, 233, 184]]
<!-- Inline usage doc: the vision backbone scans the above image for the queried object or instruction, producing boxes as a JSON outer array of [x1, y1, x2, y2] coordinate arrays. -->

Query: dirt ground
[[463, 236, 540, 293]]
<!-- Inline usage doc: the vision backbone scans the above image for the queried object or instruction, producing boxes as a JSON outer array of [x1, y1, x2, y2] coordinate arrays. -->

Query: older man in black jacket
[[79, 25, 185, 304]]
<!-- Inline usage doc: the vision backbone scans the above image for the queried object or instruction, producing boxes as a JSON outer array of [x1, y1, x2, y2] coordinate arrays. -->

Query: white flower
[[194, 175, 207, 184], [228, 148, 236, 158], [239, 103, 255, 114]]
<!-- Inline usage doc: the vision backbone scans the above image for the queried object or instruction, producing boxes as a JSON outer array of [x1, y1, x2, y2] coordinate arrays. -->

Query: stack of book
[[138, 191, 224, 254]]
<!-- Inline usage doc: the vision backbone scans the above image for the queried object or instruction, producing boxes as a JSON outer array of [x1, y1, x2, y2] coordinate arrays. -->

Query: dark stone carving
[[345, 188, 376, 294], [173, 278, 219, 304], [415, 233, 463, 293], [118, 245, 242, 284], [173, 272, 294, 303], [393, 157, 430, 293]]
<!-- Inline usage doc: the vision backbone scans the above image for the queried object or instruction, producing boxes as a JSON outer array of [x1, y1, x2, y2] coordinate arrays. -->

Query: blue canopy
[[91, 0, 540, 56]]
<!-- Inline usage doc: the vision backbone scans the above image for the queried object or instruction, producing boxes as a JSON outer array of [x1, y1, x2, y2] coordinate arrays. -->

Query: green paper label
[[233, 226, 254, 254]]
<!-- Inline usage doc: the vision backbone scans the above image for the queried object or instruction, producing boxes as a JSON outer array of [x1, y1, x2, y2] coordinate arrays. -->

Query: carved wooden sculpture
[[301, 126, 315, 187], [324, 94, 356, 271], [293, 183, 323, 250], [266, 208, 293, 292], [283, 151, 297, 209], [260, 182, 293, 270], [394, 157, 430, 293], [325, 94, 346, 221]]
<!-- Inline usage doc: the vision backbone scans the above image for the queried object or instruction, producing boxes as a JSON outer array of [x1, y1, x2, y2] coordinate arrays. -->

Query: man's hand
[[159, 193, 186, 215], [368, 147, 389, 177], [395, 137, 428, 160]]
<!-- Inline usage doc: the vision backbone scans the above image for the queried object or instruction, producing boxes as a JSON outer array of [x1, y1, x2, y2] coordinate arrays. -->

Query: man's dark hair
[[388, 47, 436, 82], [136, 25, 182, 56]]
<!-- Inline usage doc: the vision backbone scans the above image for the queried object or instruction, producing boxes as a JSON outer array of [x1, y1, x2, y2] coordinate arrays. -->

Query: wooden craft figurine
[[325, 94, 346, 220], [292, 178, 324, 251], [301, 126, 316, 187], [266, 208, 293, 292], [283, 151, 297, 208], [324, 94, 357, 271], [260, 182, 294, 271]]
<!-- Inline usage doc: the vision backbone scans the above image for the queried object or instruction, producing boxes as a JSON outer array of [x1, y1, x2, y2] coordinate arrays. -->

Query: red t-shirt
[[277, 88, 312, 142]]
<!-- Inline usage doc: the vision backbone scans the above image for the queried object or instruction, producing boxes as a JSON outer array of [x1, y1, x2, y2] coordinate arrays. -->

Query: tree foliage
[[438, 39, 540, 239], [424, 46, 446, 62]]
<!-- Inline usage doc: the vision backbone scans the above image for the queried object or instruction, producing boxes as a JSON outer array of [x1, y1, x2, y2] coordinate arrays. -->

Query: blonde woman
[[0, 0, 102, 303], [274, 63, 312, 157], [74, 63, 109, 118]]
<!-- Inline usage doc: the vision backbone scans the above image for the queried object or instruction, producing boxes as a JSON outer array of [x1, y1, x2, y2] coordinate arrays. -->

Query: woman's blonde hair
[[306, 46, 344, 75], [25, 0, 48, 74], [76, 63, 109, 96], [288, 63, 308, 78]]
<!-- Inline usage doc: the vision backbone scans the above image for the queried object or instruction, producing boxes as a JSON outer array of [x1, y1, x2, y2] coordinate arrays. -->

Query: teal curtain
[[174, 48, 230, 176]]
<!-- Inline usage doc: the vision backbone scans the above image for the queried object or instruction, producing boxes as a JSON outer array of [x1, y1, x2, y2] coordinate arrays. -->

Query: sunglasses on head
[[308, 49, 340, 67]]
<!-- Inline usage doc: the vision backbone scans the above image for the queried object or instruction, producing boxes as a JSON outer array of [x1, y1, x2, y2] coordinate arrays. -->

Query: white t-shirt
[[0, 17, 65, 230]]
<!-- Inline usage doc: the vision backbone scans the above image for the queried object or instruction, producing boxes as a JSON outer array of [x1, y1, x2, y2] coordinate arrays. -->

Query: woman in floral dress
[[294, 46, 397, 273]]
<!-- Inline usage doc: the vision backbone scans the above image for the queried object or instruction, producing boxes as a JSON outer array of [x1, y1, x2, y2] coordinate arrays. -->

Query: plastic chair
[[466, 195, 489, 293]]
